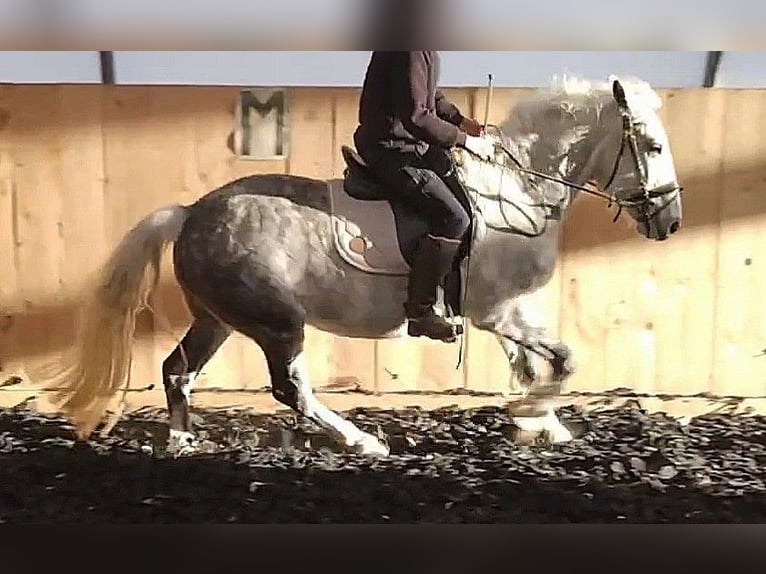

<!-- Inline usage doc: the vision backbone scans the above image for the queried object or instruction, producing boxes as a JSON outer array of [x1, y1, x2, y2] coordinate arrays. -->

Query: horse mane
[[484, 74, 663, 174], [548, 74, 662, 108], [500, 74, 663, 141], [450, 74, 665, 220]]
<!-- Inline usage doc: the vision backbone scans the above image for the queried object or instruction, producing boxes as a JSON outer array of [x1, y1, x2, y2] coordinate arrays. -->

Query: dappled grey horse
[[46, 76, 683, 456]]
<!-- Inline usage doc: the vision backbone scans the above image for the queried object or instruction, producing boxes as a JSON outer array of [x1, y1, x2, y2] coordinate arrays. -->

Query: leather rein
[[461, 90, 683, 224]]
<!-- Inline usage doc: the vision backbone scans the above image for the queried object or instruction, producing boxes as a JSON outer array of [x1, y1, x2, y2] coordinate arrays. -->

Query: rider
[[353, 51, 495, 342]]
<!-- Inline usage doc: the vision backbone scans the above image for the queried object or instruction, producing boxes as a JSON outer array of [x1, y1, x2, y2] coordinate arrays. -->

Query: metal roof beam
[[99, 51, 115, 85], [703, 51, 723, 88]]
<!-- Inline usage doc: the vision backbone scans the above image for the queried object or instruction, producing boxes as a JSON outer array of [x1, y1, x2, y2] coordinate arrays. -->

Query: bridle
[[450, 80, 684, 366], [461, 80, 683, 225]]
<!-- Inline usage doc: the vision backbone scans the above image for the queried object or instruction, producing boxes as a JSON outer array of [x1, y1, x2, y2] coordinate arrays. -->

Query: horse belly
[[297, 227, 409, 339]]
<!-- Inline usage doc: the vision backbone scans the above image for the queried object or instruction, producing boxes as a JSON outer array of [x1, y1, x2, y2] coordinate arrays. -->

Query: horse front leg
[[474, 294, 575, 443], [494, 335, 538, 395], [503, 293, 574, 388]]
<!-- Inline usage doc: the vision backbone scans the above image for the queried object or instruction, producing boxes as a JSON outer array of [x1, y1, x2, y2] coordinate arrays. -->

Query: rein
[[462, 100, 683, 225], [450, 81, 683, 368]]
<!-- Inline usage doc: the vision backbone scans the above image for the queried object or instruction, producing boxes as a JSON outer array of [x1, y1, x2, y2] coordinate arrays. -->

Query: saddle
[[331, 145, 473, 318], [340, 146, 394, 202]]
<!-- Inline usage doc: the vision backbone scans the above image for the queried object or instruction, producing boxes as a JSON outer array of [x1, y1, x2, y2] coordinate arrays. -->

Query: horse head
[[451, 75, 683, 242], [595, 76, 683, 241]]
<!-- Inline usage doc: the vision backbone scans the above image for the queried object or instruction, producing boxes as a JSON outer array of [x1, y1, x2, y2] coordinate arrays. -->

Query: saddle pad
[[328, 179, 410, 276]]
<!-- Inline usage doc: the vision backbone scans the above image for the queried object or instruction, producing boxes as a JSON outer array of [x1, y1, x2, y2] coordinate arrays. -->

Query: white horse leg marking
[[288, 352, 390, 457], [495, 335, 536, 395], [485, 295, 575, 443], [512, 408, 573, 444], [169, 371, 198, 401], [504, 293, 574, 387], [167, 371, 199, 453]]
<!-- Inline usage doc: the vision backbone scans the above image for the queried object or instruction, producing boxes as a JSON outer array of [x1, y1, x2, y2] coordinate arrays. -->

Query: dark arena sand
[[0, 402, 764, 523]]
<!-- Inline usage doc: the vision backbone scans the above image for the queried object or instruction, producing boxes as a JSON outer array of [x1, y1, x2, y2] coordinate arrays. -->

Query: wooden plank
[[0, 148, 20, 313], [557, 89, 725, 396], [56, 87, 107, 298], [284, 88, 378, 393], [0, 87, 74, 389], [0, 86, 106, 389], [0, 89, 22, 380], [553, 95, 633, 393], [328, 88, 378, 393], [463, 88, 563, 393], [713, 90, 766, 397], [5, 87, 66, 309], [649, 89, 723, 395], [560, 89, 724, 396], [170, 86, 283, 395], [375, 88, 473, 393], [101, 86, 190, 399], [557, 92, 658, 394]]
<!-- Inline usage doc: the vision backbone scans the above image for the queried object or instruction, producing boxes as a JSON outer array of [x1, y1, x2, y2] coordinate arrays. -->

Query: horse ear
[[611, 77, 628, 110]]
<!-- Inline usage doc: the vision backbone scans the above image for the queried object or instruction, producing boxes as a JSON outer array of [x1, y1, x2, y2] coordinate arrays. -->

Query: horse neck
[[514, 95, 614, 204], [466, 99, 612, 285]]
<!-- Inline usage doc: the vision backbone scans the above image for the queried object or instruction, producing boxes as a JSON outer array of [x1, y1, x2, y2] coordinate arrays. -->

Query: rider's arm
[[403, 51, 467, 149], [435, 91, 464, 127]]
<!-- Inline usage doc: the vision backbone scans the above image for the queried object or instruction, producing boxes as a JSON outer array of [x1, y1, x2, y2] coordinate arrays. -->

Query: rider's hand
[[459, 117, 483, 137], [462, 135, 495, 161]]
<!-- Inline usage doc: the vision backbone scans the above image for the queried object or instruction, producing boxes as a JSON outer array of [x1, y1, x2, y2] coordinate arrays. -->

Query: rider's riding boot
[[405, 234, 464, 342]]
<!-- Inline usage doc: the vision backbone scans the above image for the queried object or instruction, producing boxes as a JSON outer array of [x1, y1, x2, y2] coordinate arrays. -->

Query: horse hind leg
[[161, 307, 231, 454], [258, 335, 389, 457], [241, 304, 389, 457], [180, 244, 389, 456]]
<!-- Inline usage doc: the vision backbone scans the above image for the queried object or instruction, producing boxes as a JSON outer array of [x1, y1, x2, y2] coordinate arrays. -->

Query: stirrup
[[407, 314, 464, 342]]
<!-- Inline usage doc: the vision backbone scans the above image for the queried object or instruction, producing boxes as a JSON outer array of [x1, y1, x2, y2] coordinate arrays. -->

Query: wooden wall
[[1, 85, 765, 401]]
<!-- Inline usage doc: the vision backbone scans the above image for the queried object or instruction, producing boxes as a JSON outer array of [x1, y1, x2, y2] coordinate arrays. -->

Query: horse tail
[[47, 204, 189, 439]]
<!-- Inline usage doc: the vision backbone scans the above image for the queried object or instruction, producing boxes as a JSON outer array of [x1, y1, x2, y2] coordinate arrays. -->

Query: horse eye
[[649, 142, 663, 154]]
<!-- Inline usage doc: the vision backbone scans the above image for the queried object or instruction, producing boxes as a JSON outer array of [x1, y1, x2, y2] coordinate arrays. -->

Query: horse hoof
[[512, 411, 573, 444], [167, 429, 199, 456], [352, 433, 391, 457], [547, 423, 574, 444]]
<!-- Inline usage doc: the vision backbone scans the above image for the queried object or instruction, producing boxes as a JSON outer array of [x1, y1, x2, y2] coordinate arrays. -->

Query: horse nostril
[[669, 221, 680, 234]]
